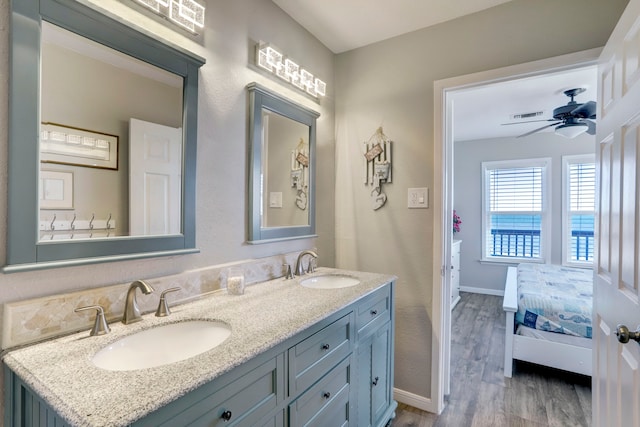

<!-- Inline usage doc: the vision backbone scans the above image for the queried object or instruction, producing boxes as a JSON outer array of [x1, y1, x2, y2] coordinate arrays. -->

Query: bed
[[503, 263, 593, 377]]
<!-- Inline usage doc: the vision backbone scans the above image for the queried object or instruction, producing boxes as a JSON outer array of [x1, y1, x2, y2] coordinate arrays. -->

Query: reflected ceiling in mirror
[[39, 22, 184, 241], [261, 109, 311, 228]]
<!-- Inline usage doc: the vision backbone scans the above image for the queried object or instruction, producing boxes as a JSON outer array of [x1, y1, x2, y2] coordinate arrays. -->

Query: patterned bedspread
[[515, 263, 593, 339]]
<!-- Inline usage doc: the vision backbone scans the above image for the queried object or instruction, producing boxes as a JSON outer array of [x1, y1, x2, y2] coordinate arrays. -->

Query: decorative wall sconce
[[363, 127, 393, 210], [256, 44, 327, 98], [132, 0, 205, 33]]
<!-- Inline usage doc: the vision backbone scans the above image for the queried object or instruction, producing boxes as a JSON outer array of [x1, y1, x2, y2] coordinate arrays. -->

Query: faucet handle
[[75, 305, 111, 336], [284, 263, 294, 279], [306, 258, 316, 274], [155, 287, 181, 317]]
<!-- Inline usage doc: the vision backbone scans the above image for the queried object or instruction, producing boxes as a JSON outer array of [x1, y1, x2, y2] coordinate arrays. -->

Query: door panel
[[129, 118, 182, 236], [595, 1, 640, 425]]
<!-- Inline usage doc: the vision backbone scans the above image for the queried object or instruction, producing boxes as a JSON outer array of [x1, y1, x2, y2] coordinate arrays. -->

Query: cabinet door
[[356, 322, 391, 427]]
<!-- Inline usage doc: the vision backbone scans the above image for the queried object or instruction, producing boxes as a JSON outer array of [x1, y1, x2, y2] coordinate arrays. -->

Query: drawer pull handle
[[371, 309, 378, 316], [372, 376, 379, 386], [221, 410, 233, 422], [323, 391, 331, 399], [321, 343, 330, 351]]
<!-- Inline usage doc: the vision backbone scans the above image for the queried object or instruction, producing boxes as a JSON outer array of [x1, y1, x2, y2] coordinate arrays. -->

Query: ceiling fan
[[504, 88, 597, 139]]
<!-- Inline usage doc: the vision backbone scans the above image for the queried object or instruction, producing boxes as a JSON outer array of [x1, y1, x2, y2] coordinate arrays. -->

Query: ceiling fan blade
[[571, 101, 596, 119], [584, 119, 596, 135], [501, 119, 556, 126], [516, 122, 561, 138]]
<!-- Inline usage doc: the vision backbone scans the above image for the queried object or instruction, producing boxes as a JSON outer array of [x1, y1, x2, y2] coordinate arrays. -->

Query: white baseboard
[[393, 388, 437, 413], [459, 286, 504, 297]]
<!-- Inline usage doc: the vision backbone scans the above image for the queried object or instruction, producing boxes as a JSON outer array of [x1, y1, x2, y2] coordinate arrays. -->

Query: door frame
[[430, 47, 602, 414]]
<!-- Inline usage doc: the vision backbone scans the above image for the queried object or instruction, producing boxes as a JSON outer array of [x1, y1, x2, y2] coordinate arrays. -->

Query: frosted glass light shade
[[555, 123, 588, 138]]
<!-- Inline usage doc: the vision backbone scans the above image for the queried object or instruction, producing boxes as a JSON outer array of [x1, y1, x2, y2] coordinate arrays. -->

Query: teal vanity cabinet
[[4, 281, 397, 427]]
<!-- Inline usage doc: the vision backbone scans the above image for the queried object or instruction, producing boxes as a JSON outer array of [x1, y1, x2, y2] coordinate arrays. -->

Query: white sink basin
[[92, 320, 231, 371], [300, 274, 360, 289]]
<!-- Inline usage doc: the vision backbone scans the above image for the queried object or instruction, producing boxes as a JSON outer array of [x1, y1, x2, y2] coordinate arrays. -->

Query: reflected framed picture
[[39, 170, 74, 210], [40, 122, 119, 170]]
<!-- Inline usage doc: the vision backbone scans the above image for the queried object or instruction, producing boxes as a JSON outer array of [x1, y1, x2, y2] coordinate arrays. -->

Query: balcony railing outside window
[[490, 229, 541, 258]]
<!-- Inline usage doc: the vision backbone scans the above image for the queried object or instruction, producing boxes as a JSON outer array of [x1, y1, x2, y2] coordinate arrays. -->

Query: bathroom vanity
[[3, 269, 397, 426]]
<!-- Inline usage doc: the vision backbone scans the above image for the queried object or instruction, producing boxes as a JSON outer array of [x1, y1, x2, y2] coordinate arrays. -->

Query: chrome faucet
[[295, 250, 318, 276], [122, 280, 154, 324]]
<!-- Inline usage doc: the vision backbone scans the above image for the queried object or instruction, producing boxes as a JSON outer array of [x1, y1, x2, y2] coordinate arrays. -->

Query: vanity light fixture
[[256, 44, 327, 98], [133, 0, 205, 33]]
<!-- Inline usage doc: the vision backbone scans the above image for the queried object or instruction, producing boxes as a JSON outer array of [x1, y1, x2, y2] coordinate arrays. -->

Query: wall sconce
[[256, 44, 326, 98], [132, 0, 205, 33]]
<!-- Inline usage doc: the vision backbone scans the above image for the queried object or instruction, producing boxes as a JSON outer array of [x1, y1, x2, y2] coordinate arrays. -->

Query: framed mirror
[[247, 83, 320, 243], [6, 0, 205, 272]]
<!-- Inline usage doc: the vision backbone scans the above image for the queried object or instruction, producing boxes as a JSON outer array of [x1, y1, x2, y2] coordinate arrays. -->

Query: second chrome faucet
[[295, 250, 318, 276], [122, 280, 154, 324]]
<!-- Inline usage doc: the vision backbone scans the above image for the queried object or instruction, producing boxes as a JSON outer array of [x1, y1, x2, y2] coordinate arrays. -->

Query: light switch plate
[[269, 192, 283, 208], [408, 188, 429, 208]]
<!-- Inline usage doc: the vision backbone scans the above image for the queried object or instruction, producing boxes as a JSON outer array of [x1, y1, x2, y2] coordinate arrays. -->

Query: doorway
[[431, 47, 602, 414]]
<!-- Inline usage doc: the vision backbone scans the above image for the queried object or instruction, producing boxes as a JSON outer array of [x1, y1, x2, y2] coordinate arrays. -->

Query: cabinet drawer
[[355, 286, 390, 338], [289, 314, 353, 395], [157, 357, 279, 427], [288, 356, 351, 427]]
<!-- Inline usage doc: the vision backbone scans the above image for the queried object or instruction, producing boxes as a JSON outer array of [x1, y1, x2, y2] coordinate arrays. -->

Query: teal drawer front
[[355, 286, 390, 339], [154, 357, 279, 427], [288, 356, 351, 427], [289, 313, 353, 394]]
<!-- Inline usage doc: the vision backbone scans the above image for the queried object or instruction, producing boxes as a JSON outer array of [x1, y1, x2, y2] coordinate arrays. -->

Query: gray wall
[[334, 0, 626, 401], [453, 132, 595, 294]]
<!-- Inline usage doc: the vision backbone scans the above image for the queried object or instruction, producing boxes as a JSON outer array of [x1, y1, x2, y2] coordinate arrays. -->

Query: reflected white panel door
[[594, 1, 640, 426], [129, 118, 182, 235]]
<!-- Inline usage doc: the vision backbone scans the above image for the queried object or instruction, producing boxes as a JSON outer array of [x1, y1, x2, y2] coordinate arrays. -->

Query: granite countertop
[[2, 268, 395, 427]]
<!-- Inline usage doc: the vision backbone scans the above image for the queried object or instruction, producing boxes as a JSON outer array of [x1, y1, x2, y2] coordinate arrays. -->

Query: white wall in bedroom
[[453, 131, 595, 294]]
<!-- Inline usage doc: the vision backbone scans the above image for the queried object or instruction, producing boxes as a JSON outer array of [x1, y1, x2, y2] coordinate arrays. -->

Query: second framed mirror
[[247, 83, 320, 243]]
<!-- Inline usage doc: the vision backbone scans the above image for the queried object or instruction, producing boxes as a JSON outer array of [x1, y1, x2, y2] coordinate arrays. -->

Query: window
[[482, 158, 551, 263], [563, 154, 595, 267]]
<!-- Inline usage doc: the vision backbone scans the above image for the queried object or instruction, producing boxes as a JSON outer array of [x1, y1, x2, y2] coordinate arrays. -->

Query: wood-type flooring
[[390, 292, 591, 427]]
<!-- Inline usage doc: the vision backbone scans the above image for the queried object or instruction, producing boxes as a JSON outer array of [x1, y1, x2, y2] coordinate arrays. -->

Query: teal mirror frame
[[247, 83, 320, 243], [5, 0, 206, 272]]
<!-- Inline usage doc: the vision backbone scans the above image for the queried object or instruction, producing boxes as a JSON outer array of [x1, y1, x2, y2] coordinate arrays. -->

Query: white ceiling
[[272, 0, 515, 54], [452, 66, 598, 141], [272, 0, 598, 142]]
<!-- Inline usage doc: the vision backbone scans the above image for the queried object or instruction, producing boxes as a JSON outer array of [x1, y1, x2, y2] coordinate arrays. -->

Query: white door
[[129, 118, 182, 236], [594, 1, 640, 425]]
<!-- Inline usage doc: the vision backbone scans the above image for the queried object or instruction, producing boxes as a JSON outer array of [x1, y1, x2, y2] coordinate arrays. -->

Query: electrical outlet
[[408, 188, 429, 209]]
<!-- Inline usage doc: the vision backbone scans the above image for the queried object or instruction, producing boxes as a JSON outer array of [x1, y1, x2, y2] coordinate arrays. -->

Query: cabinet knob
[[221, 410, 232, 421], [372, 376, 379, 386], [323, 392, 331, 399], [321, 343, 330, 351], [371, 309, 378, 316]]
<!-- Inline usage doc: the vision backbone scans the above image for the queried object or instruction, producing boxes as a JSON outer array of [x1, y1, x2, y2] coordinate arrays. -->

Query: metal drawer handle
[[221, 410, 233, 422], [372, 376, 379, 386], [323, 392, 331, 399], [371, 309, 378, 316], [617, 325, 640, 344], [321, 343, 330, 351]]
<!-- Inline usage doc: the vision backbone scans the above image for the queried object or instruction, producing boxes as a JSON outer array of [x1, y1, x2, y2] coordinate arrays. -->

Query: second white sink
[[92, 320, 231, 371], [300, 274, 360, 289]]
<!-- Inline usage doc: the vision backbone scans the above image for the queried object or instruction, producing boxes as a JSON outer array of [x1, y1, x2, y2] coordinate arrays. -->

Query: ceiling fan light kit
[[555, 122, 588, 138]]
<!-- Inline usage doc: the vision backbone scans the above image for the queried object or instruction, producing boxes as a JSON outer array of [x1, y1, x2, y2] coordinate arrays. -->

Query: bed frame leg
[[504, 311, 514, 378]]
